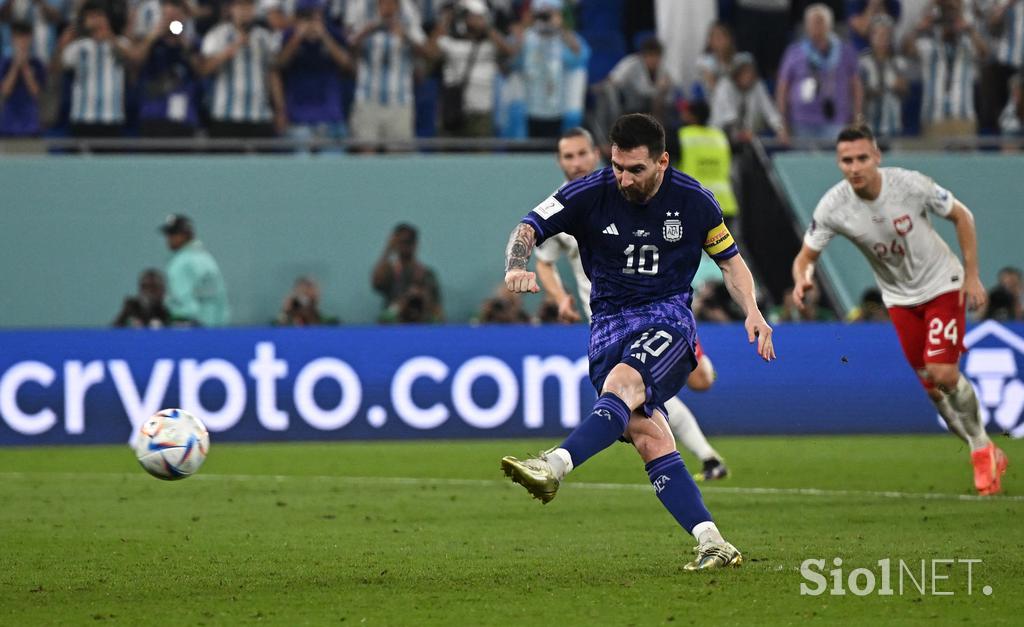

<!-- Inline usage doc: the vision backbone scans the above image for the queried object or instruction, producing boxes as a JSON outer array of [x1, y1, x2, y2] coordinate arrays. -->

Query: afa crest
[[663, 219, 682, 242]]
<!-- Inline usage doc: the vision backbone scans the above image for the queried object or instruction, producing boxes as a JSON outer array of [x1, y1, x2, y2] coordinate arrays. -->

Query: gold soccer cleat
[[683, 541, 743, 571], [501, 454, 560, 504]]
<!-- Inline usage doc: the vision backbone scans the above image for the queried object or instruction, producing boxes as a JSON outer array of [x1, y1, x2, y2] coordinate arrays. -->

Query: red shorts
[[694, 336, 706, 361], [887, 290, 965, 389]]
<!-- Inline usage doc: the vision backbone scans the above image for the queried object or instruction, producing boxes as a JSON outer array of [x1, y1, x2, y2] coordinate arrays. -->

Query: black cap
[[10, 21, 33, 35], [159, 214, 194, 235]]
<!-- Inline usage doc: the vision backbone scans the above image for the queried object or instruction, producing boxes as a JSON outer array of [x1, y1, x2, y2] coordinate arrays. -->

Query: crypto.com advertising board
[[2, 323, 1023, 445]]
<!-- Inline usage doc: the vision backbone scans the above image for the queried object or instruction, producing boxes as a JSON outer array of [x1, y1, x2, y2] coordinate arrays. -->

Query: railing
[[0, 136, 559, 155]]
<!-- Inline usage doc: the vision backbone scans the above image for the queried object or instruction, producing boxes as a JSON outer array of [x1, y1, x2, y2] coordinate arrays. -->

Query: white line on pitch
[[1, 471, 1020, 502]]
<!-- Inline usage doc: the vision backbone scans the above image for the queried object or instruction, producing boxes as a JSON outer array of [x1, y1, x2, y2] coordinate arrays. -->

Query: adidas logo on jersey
[[602, 223, 619, 235], [631, 352, 647, 363]]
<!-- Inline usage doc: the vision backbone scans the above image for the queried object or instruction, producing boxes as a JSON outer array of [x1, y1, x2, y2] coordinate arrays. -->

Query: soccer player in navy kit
[[501, 114, 775, 570]]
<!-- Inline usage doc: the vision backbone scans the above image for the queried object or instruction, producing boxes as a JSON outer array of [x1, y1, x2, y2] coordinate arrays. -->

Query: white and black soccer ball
[[133, 409, 210, 480]]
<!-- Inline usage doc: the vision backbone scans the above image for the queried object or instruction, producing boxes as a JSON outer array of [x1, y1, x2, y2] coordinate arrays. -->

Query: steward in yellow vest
[[676, 101, 738, 219]]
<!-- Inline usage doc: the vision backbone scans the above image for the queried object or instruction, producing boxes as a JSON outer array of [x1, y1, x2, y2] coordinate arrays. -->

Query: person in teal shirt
[[160, 214, 230, 327]]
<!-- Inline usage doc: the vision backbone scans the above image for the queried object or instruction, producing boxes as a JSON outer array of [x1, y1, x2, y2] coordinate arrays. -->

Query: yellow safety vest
[[677, 125, 738, 217]]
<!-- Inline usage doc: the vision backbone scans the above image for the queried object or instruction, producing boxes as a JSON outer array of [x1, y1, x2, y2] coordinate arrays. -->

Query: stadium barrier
[[2, 321, 1023, 446]]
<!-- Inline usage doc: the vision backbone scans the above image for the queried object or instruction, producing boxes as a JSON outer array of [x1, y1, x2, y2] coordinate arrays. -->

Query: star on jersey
[[666, 211, 680, 217]]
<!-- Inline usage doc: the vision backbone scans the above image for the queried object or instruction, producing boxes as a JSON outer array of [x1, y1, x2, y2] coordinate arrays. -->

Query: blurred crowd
[[3, 0, 1023, 143]]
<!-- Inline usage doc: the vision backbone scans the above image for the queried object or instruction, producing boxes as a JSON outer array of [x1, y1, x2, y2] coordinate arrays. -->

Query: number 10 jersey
[[522, 166, 739, 320]]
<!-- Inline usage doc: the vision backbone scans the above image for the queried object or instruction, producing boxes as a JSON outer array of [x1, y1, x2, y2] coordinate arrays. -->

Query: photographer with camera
[[276, 0, 351, 144], [132, 0, 202, 136], [776, 3, 861, 141], [371, 223, 444, 324], [199, 0, 287, 137], [276, 275, 338, 325], [430, 0, 512, 137]]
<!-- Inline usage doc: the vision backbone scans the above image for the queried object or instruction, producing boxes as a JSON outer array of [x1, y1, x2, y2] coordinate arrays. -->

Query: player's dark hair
[[393, 222, 418, 242], [861, 287, 883, 306], [559, 127, 595, 146], [836, 123, 875, 145], [609, 113, 666, 159], [638, 36, 663, 56], [10, 20, 33, 35], [999, 266, 1022, 278], [688, 100, 711, 125], [80, 0, 107, 15]]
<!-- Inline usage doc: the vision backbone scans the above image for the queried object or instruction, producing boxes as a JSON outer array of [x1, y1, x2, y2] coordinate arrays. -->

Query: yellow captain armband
[[703, 221, 736, 257]]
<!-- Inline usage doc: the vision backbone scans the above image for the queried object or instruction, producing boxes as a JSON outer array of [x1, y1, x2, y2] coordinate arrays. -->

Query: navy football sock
[[559, 393, 631, 469], [646, 451, 713, 535]]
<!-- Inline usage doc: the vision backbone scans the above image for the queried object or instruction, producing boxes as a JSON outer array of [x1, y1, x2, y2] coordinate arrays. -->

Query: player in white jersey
[[791, 124, 1008, 495], [533, 127, 730, 481]]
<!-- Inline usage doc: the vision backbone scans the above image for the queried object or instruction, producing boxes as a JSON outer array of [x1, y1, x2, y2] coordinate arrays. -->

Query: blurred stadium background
[[2, 0, 1024, 624]]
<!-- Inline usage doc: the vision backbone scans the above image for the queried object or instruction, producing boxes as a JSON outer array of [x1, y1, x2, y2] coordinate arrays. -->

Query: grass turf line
[[1, 435, 1022, 625]]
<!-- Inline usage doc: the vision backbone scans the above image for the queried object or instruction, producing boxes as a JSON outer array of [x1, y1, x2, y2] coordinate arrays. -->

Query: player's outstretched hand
[[505, 269, 539, 294], [746, 314, 775, 362], [557, 294, 582, 323], [960, 275, 988, 312], [791, 279, 813, 312]]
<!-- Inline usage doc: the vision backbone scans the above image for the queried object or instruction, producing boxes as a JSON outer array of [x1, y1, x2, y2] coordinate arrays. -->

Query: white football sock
[[664, 396, 719, 461], [930, 394, 968, 443], [691, 521, 724, 544], [947, 375, 991, 452], [544, 447, 573, 481]]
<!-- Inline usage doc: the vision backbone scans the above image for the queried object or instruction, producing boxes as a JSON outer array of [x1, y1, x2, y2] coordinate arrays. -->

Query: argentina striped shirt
[[353, 26, 424, 107], [201, 23, 281, 122], [61, 37, 128, 124], [915, 32, 978, 124], [858, 52, 908, 136]]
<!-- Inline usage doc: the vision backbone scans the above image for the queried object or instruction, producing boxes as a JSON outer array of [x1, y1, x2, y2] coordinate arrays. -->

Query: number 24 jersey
[[804, 167, 964, 308]]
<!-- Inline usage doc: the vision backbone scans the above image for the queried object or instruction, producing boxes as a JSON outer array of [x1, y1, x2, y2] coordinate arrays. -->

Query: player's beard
[[618, 179, 654, 204]]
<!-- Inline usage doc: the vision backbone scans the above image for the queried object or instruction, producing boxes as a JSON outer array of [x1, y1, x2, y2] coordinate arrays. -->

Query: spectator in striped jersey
[[0, 20, 45, 136], [347, 0, 429, 151], [904, 0, 988, 138], [199, 0, 287, 137], [512, 0, 588, 139], [858, 15, 908, 137], [979, 0, 1024, 133], [56, 1, 133, 137]]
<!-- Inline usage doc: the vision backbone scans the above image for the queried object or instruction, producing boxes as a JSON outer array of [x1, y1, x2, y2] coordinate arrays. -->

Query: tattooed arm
[[504, 223, 540, 293]]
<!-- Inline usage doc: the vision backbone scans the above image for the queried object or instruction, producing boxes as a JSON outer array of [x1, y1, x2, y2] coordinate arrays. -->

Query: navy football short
[[588, 321, 697, 419]]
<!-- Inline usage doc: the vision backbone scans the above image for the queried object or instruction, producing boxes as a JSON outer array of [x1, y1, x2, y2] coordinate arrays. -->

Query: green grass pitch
[[2, 435, 1022, 625]]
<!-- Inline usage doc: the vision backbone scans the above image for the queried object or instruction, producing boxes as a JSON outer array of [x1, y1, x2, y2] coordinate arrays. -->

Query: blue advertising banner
[[2, 322, 1023, 445]]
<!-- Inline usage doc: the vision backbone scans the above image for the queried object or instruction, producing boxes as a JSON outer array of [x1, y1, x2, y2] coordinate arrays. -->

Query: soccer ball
[[134, 408, 210, 480]]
